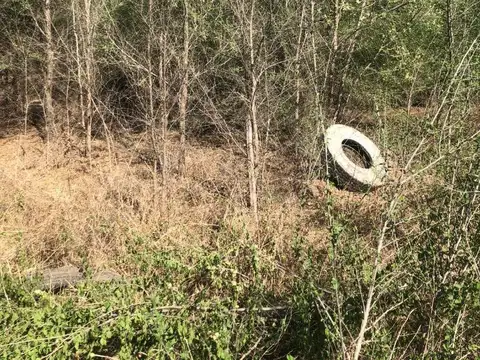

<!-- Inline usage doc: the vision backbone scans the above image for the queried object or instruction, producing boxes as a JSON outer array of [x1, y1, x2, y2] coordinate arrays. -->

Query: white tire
[[324, 124, 386, 191]]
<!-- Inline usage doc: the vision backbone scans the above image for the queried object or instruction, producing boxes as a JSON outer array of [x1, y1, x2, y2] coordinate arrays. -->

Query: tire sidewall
[[325, 124, 386, 190]]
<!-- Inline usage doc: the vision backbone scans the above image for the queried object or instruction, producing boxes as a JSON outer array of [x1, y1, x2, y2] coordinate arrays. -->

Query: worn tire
[[42, 265, 84, 291], [39, 266, 122, 291], [325, 124, 386, 192]]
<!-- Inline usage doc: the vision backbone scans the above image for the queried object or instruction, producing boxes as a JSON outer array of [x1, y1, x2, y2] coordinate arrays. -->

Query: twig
[[153, 305, 288, 313], [240, 337, 263, 360], [387, 309, 415, 360]]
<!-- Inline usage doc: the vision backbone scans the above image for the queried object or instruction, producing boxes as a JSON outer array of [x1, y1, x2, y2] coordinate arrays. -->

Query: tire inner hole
[[341, 139, 373, 169]]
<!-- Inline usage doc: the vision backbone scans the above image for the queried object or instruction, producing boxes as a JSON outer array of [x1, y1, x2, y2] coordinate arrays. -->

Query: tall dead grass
[[0, 131, 320, 274], [0, 126, 431, 278]]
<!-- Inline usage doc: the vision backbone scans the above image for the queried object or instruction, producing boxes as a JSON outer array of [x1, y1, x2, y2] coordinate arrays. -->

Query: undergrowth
[[3, 204, 479, 360], [0, 236, 330, 359]]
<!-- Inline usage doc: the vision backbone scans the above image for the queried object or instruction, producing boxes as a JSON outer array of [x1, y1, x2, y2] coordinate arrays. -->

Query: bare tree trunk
[[146, 0, 158, 208], [178, 0, 189, 176], [160, 30, 168, 210], [65, 71, 71, 136], [23, 54, 29, 135], [83, 0, 94, 163], [310, 1, 326, 154], [246, 112, 258, 223], [329, 0, 342, 118], [295, 1, 306, 125], [72, 0, 85, 143], [332, 0, 341, 54], [333, 0, 368, 122], [144, 0, 169, 212], [247, 0, 259, 225], [147, 0, 154, 128], [44, 0, 54, 143], [446, 0, 453, 64], [262, 44, 271, 182]]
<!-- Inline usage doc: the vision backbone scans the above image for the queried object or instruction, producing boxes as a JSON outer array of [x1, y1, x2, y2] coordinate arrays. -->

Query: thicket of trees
[[1, 0, 479, 219], [1, 1, 480, 358]]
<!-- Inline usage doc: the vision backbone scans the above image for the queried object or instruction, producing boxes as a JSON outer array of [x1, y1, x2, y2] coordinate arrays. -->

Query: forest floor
[[0, 126, 390, 276]]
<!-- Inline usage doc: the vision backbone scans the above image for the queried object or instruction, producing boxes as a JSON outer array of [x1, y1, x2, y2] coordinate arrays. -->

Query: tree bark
[[160, 30, 168, 211], [72, 0, 85, 144], [247, 0, 259, 225], [83, 0, 94, 163], [146, 0, 159, 208], [44, 0, 54, 142], [178, 0, 189, 176], [295, 2, 306, 125]]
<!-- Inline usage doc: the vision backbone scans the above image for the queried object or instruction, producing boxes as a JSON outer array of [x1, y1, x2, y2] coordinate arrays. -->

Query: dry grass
[[0, 130, 324, 275], [0, 126, 434, 277]]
